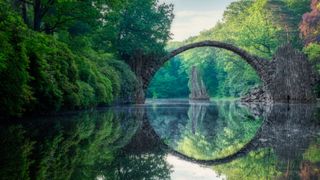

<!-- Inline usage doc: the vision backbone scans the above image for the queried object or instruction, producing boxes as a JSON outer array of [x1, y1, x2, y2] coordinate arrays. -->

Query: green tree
[[149, 0, 310, 98], [147, 56, 189, 98], [0, 2, 32, 116]]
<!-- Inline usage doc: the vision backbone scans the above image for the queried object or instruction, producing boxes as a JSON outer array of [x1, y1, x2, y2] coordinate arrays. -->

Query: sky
[[166, 154, 226, 180], [159, 0, 235, 41]]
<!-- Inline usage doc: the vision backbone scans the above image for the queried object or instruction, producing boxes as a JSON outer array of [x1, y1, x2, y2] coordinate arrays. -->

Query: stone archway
[[137, 41, 318, 104]]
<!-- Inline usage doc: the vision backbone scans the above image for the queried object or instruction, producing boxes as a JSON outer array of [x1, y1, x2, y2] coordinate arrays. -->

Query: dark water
[[1, 99, 320, 180]]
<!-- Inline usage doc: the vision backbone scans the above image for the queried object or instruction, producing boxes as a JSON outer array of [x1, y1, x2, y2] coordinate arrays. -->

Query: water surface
[[1, 99, 320, 179]]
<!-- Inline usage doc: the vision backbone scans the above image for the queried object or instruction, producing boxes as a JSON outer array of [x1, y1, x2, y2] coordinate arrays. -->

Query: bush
[[0, 1, 139, 117], [25, 33, 81, 112], [304, 43, 320, 97], [0, 3, 32, 116]]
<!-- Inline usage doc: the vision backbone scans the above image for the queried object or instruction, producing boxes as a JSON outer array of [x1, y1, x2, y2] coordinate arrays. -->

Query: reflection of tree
[[300, 138, 320, 179], [212, 104, 320, 180], [0, 109, 140, 180], [5, 102, 318, 179], [147, 105, 189, 144], [147, 102, 320, 179], [214, 148, 281, 180], [146, 101, 262, 160], [104, 152, 172, 180], [102, 117, 173, 180], [213, 138, 320, 180], [0, 126, 34, 180], [177, 102, 262, 160]]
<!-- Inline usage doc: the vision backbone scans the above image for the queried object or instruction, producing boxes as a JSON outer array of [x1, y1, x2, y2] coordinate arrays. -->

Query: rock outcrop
[[189, 66, 210, 100]]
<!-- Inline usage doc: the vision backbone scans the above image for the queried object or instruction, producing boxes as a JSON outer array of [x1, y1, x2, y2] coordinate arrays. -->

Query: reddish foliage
[[300, 0, 320, 44]]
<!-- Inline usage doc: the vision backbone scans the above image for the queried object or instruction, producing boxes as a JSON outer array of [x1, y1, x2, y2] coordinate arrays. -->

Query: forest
[[0, 0, 173, 117], [147, 0, 320, 99], [1, 0, 320, 117], [1, 1, 320, 179]]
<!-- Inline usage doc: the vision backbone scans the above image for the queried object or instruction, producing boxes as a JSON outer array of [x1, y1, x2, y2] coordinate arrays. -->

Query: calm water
[[1, 99, 320, 180]]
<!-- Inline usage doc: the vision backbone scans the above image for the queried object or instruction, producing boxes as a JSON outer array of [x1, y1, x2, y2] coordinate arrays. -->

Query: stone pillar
[[135, 76, 146, 104], [265, 45, 317, 103], [189, 66, 210, 100], [242, 44, 317, 103]]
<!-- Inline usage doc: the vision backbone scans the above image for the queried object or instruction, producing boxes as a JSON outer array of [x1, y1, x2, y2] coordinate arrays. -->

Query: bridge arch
[[141, 41, 270, 102], [138, 41, 317, 103], [160, 41, 270, 82]]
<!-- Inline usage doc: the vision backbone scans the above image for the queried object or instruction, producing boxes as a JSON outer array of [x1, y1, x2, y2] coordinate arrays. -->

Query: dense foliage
[[301, 0, 320, 96], [148, 0, 318, 99], [0, 0, 173, 117], [0, 110, 142, 179], [213, 137, 320, 179], [147, 56, 189, 98], [2, 0, 320, 115]]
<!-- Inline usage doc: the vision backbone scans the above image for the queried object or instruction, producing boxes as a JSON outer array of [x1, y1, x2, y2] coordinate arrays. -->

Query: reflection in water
[[0, 100, 319, 179], [214, 103, 320, 180], [166, 154, 225, 180], [147, 101, 263, 160], [0, 109, 143, 180]]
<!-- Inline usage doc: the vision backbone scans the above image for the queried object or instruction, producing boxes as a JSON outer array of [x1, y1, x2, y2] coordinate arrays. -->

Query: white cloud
[[159, 0, 234, 41], [170, 10, 224, 41]]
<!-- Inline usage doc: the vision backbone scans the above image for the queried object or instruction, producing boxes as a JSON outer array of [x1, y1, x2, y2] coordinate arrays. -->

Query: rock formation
[[189, 66, 210, 101]]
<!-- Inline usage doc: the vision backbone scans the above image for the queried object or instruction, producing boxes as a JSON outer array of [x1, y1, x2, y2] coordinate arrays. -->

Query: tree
[[149, 0, 310, 99], [10, 0, 118, 33], [107, 0, 174, 70], [300, 0, 320, 44], [300, 0, 320, 97], [0, 2, 33, 116], [147, 56, 189, 98]]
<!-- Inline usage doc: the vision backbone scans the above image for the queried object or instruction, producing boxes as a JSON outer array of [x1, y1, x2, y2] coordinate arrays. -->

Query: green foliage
[[0, 2, 33, 116], [0, 126, 34, 180], [105, 153, 172, 179], [24, 32, 124, 112], [147, 57, 189, 98], [213, 148, 281, 180], [26, 33, 79, 111], [304, 43, 320, 72], [304, 43, 320, 96], [0, 24, 137, 115], [303, 138, 320, 163], [109, 0, 174, 57], [0, 110, 140, 180], [106, 59, 139, 103], [175, 102, 263, 160], [0, 0, 144, 116], [148, 0, 310, 98], [0, 0, 175, 116]]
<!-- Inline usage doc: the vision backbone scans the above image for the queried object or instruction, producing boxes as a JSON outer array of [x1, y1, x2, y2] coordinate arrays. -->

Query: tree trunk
[[22, 1, 29, 26], [33, 0, 41, 31]]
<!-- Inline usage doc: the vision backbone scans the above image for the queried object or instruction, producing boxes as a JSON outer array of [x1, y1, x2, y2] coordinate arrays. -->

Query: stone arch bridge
[[134, 41, 318, 104]]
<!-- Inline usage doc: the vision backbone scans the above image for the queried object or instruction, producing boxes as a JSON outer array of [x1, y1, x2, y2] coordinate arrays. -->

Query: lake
[[1, 99, 319, 179]]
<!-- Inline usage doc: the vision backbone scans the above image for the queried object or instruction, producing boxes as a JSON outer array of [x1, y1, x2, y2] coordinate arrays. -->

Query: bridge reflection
[[0, 101, 319, 179], [124, 101, 320, 172]]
